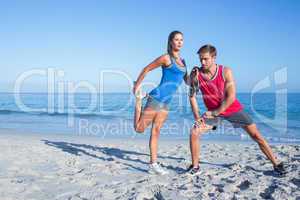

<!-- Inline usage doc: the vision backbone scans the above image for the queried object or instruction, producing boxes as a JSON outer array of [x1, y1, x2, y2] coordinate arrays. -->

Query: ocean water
[[0, 93, 299, 142]]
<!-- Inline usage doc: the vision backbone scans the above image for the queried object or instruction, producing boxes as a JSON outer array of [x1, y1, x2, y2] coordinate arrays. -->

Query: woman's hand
[[132, 81, 139, 95]]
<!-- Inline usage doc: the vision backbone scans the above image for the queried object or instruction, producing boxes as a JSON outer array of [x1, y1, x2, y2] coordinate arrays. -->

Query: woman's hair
[[167, 30, 183, 57], [189, 66, 201, 97]]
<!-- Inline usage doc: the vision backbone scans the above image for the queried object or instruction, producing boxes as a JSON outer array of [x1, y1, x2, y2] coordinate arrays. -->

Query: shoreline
[[1, 128, 299, 145]]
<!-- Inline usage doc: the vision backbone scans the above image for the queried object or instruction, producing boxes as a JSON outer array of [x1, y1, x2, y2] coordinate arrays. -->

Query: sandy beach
[[0, 130, 299, 200]]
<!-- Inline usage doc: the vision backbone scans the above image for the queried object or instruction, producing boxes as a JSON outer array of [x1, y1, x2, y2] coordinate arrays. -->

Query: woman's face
[[171, 33, 184, 51]]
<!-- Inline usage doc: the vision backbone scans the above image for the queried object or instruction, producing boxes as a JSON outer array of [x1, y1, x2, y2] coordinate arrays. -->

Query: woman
[[133, 31, 188, 175]]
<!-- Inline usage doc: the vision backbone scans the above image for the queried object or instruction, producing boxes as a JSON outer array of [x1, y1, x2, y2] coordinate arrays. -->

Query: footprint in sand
[[65, 157, 77, 167], [212, 183, 225, 193], [291, 178, 300, 188], [259, 182, 278, 199], [237, 180, 252, 191], [229, 163, 242, 171]]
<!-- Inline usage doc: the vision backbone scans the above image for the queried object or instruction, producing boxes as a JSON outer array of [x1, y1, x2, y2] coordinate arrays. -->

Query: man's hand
[[203, 111, 218, 119], [193, 117, 216, 131], [193, 117, 205, 128]]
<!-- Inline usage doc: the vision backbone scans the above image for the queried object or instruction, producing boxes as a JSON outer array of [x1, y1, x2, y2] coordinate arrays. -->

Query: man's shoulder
[[220, 65, 232, 74], [219, 65, 233, 81], [219, 65, 231, 71]]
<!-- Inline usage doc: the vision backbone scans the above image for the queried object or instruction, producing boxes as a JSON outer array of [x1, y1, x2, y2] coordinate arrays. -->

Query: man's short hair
[[197, 44, 217, 57]]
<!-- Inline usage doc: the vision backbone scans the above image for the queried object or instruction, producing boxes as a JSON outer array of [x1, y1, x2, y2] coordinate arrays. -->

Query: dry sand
[[0, 130, 299, 200]]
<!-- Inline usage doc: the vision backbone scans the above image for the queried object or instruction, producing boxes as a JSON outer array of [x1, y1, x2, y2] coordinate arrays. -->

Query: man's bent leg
[[189, 127, 206, 168]]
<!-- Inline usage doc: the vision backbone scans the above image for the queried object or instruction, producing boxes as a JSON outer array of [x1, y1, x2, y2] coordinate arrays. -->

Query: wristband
[[212, 111, 218, 117]]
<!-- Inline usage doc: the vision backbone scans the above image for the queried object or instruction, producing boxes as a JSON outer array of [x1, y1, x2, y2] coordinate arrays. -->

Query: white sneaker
[[148, 162, 169, 175]]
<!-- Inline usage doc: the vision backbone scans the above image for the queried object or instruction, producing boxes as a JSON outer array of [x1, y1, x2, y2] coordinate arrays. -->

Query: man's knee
[[247, 128, 265, 144], [190, 128, 203, 139], [255, 135, 265, 145]]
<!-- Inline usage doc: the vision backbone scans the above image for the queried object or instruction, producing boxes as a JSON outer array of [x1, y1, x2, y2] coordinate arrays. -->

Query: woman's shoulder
[[159, 54, 172, 67], [160, 53, 171, 61]]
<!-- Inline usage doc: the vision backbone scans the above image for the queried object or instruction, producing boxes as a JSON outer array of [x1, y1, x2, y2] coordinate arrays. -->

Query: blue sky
[[0, 0, 299, 93]]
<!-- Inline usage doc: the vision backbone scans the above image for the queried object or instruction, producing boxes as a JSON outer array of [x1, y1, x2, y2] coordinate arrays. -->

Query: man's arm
[[183, 73, 190, 85], [189, 93, 202, 120], [213, 67, 236, 116]]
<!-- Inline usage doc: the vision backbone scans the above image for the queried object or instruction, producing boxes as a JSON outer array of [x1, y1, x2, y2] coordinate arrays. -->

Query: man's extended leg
[[243, 124, 279, 166]]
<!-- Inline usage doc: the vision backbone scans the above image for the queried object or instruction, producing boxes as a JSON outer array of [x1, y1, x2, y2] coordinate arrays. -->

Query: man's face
[[199, 52, 216, 69]]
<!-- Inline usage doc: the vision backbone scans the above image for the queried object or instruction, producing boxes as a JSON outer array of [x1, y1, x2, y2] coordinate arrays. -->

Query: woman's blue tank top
[[149, 56, 187, 105]]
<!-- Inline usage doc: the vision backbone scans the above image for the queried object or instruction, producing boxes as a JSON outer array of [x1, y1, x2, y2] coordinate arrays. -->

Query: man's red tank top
[[198, 65, 242, 117]]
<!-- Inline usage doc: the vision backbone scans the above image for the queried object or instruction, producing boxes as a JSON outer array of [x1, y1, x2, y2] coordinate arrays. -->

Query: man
[[187, 44, 286, 176]]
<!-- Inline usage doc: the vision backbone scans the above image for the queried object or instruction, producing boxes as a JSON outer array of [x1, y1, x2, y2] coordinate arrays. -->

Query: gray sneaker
[[187, 165, 201, 176], [274, 162, 288, 176]]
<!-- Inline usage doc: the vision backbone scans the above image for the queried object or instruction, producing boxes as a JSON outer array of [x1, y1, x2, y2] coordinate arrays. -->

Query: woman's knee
[[151, 126, 161, 136]]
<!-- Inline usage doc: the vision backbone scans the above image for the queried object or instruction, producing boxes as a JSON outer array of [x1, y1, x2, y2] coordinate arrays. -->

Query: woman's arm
[[133, 54, 169, 94]]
